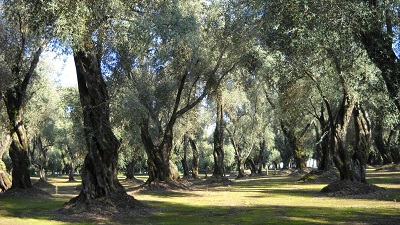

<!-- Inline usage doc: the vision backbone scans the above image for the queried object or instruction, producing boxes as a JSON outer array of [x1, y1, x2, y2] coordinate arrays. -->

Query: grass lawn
[[0, 168, 399, 225]]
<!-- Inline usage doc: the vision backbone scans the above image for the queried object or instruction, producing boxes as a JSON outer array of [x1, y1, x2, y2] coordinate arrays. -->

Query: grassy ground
[[0, 168, 399, 225]]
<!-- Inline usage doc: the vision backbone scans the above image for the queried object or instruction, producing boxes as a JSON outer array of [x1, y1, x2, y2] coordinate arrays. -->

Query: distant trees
[[0, 0, 55, 189]]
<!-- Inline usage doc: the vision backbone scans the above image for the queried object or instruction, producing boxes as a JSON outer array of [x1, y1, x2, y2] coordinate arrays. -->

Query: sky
[[42, 51, 77, 87], [57, 54, 77, 87]]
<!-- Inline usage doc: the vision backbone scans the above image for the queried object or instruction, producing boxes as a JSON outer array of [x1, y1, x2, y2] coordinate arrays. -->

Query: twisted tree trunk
[[70, 48, 124, 203], [4, 90, 32, 189], [140, 117, 179, 184]]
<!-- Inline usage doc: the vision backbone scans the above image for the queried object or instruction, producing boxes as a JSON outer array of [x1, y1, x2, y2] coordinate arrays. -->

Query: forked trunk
[[71, 49, 124, 203], [140, 118, 179, 183], [246, 158, 257, 175]]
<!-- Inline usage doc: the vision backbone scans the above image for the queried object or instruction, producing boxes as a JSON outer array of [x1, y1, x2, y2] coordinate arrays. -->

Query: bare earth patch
[[0, 186, 50, 199], [298, 169, 339, 183], [194, 176, 233, 187], [133, 179, 192, 194], [320, 180, 387, 198], [49, 193, 157, 223]]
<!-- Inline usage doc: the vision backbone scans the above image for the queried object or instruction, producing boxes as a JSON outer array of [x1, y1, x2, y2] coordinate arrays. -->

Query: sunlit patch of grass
[[131, 170, 400, 224], [0, 217, 68, 225], [0, 196, 70, 225]]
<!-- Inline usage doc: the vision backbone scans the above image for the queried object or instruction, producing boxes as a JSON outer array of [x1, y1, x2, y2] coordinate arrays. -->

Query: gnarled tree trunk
[[330, 94, 355, 181], [71, 48, 124, 203], [140, 117, 179, 184], [4, 90, 32, 189]]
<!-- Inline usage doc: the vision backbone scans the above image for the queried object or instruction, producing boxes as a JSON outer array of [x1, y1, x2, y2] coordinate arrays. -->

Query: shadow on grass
[[134, 200, 400, 225], [1, 170, 399, 224], [0, 195, 67, 218], [1, 193, 399, 225]]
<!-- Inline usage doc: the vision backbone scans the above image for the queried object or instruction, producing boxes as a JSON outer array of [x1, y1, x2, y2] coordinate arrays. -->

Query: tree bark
[[246, 158, 257, 176], [189, 137, 200, 179], [67, 145, 76, 182], [358, 2, 400, 113], [125, 159, 136, 180], [32, 136, 48, 182], [213, 94, 225, 177], [257, 140, 266, 174], [374, 119, 394, 165], [4, 90, 32, 189], [0, 136, 11, 192], [140, 65, 212, 184], [140, 117, 179, 184], [71, 48, 124, 203], [353, 103, 371, 183], [330, 94, 355, 181], [181, 135, 190, 177], [315, 104, 331, 170], [281, 122, 307, 171]]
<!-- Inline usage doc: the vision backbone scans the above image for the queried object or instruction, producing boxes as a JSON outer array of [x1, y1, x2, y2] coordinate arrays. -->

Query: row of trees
[[0, 0, 399, 205]]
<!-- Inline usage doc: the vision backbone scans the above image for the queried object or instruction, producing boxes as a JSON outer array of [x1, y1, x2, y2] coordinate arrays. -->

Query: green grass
[[1, 169, 399, 224]]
